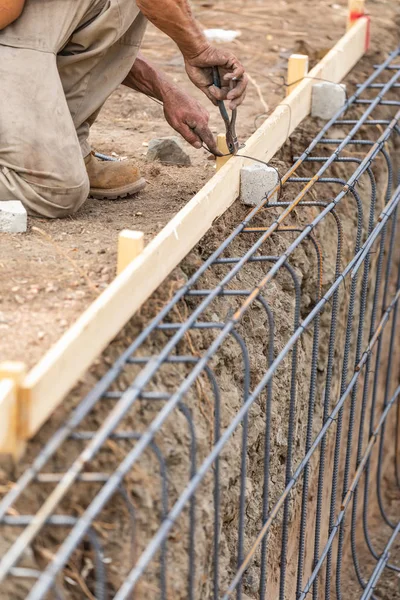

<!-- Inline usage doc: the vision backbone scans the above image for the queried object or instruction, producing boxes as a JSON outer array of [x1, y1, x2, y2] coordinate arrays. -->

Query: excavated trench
[[1, 56, 399, 600]]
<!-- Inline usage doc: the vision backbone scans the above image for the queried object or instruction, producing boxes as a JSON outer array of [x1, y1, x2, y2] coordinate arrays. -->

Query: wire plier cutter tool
[[212, 66, 240, 156]]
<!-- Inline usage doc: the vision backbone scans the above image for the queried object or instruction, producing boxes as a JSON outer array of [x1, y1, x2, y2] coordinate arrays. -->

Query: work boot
[[85, 152, 146, 199]]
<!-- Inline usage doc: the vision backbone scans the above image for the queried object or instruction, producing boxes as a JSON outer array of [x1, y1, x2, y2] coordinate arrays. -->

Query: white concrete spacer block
[[0, 201, 27, 233], [311, 82, 347, 121], [240, 164, 279, 207]]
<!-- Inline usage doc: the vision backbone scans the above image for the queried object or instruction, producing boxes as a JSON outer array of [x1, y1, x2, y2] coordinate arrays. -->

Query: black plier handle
[[212, 67, 239, 155]]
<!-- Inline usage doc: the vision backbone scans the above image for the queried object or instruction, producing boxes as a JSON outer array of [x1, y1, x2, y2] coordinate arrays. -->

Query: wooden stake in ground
[[286, 54, 309, 96], [117, 230, 145, 275], [216, 134, 231, 172], [348, 0, 365, 30]]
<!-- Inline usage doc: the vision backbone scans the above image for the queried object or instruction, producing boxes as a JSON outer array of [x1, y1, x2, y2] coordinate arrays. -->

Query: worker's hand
[[185, 46, 248, 110], [163, 87, 219, 155]]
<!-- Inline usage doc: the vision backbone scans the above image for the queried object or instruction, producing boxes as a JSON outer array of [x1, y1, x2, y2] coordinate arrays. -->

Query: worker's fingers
[[208, 84, 230, 102], [185, 49, 247, 106], [227, 75, 248, 100], [209, 74, 248, 109], [202, 86, 219, 106], [162, 84, 219, 153], [198, 51, 245, 80], [229, 88, 247, 110], [223, 63, 246, 82], [227, 74, 249, 109], [179, 124, 203, 149], [187, 119, 219, 155]]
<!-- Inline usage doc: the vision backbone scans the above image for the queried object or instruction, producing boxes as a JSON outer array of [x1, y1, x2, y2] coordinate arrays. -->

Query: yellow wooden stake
[[286, 54, 309, 97], [216, 133, 231, 172], [0, 361, 27, 459], [347, 0, 365, 30], [117, 230, 145, 275]]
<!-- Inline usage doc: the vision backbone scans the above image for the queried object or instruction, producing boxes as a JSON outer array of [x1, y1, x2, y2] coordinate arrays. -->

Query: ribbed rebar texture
[[0, 48, 399, 600]]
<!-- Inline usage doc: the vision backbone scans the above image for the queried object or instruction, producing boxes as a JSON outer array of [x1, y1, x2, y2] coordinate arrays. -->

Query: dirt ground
[[0, 0, 399, 368]]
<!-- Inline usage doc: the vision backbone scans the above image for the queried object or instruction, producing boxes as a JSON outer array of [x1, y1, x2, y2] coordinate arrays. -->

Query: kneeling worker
[[0, 0, 248, 218]]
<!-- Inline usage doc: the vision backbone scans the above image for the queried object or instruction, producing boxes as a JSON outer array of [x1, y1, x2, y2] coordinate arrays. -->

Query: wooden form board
[[0, 362, 27, 458], [0, 379, 18, 456], [8, 17, 369, 445]]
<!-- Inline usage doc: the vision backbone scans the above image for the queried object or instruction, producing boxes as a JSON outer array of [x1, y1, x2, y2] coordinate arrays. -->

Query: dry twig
[[247, 73, 270, 113]]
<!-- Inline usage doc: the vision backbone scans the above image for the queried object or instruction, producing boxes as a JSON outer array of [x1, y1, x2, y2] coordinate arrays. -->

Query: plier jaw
[[225, 116, 239, 155]]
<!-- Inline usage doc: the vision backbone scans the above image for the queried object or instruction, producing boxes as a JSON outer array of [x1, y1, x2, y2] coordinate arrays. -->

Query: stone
[[0, 201, 27, 233], [311, 82, 347, 121], [240, 164, 279, 207], [146, 136, 191, 166]]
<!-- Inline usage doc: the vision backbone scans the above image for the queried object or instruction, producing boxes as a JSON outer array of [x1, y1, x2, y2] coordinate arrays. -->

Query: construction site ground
[[1, 2, 400, 599], [0, 0, 398, 368]]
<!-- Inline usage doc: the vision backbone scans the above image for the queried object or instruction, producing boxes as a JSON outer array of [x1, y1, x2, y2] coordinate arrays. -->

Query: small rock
[[37, 331, 45, 340], [45, 283, 58, 293], [146, 136, 191, 167], [0, 201, 27, 233]]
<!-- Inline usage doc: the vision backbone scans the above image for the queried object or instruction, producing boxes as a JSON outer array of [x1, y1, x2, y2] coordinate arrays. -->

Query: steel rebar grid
[[0, 48, 399, 600]]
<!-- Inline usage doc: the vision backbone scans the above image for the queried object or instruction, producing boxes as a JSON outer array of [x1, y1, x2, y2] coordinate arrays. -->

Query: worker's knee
[[23, 175, 89, 219], [32, 177, 90, 219], [0, 162, 90, 219]]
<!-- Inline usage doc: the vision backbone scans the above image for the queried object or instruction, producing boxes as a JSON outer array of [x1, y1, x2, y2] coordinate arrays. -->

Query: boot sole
[[89, 177, 147, 200]]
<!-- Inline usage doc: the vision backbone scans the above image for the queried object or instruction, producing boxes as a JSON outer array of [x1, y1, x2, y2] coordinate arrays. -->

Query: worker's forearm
[[123, 54, 176, 101], [136, 0, 208, 59], [0, 0, 26, 29]]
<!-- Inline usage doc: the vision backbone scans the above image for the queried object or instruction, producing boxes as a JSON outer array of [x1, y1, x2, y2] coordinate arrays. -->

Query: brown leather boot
[[85, 153, 146, 199]]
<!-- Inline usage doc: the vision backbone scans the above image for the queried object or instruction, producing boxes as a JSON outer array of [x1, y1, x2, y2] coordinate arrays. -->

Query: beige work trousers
[[0, 0, 147, 218]]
